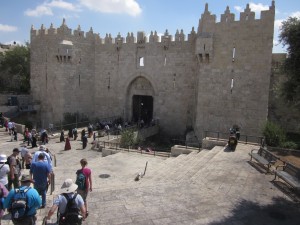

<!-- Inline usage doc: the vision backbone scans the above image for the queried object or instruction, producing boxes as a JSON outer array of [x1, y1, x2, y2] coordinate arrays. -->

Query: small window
[[198, 54, 203, 63], [139, 57, 144, 67], [246, 15, 249, 21], [164, 55, 167, 66], [205, 54, 209, 63], [232, 47, 236, 62]]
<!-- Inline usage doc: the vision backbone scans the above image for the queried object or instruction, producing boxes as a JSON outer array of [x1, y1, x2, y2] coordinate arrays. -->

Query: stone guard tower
[[30, 1, 275, 139]]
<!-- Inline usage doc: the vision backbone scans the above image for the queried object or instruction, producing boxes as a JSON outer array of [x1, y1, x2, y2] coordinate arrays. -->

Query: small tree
[[279, 17, 300, 109], [0, 44, 30, 93], [120, 130, 135, 148], [262, 121, 286, 147]]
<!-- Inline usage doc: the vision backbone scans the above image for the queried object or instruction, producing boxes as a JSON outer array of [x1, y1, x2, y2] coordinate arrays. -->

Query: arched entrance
[[132, 95, 153, 124], [126, 76, 155, 124]]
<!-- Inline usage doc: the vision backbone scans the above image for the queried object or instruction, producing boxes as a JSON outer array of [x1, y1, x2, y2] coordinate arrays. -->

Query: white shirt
[[21, 147, 29, 158], [0, 163, 10, 185], [32, 150, 53, 171]]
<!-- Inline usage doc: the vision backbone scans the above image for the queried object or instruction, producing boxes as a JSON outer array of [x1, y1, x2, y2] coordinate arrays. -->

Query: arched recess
[[125, 76, 155, 124]]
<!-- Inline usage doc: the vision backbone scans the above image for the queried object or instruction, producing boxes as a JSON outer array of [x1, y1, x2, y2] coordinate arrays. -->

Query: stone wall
[[30, 2, 275, 138]]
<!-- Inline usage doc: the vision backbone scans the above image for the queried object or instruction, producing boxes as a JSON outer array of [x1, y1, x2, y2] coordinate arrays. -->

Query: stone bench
[[249, 147, 279, 173], [274, 162, 300, 190]]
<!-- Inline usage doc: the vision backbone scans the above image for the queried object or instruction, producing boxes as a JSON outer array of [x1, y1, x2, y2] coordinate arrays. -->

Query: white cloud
[[0, 24, 18, 32], [48, 0, 80, 11], [291, 11, 300, 18], [234, 6, 243, 12], [25, 5, 53, 17], [79, 0, 142, 17], [249, 2, 269, 13], [234, 2, 269, 13], [25, 0, 80, 17], [275, 19, 284, 30]]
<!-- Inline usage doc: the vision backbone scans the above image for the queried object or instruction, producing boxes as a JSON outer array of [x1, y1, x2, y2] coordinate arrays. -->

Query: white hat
[[60, 179, 78, 193], [0, 154, 7, 163]]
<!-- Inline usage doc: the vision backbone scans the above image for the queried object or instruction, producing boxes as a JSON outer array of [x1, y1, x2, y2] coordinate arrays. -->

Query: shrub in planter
[[262, 121, 286, 147]]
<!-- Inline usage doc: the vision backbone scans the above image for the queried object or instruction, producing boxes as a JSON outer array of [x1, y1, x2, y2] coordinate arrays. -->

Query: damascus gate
[[30, 2, 275, 139]]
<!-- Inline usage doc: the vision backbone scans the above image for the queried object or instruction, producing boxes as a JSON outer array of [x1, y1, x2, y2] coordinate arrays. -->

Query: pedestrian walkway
[[0, 127, 299, 225]]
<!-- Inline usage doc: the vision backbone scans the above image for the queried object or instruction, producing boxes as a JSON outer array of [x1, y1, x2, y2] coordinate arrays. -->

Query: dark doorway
[[132, 95, 153, 124]]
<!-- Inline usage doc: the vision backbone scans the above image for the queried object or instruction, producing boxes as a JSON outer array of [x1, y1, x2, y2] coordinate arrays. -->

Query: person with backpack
[[4, 174, 42, 225], [45, 178, 86, 225], [72, 128, 78, 140], [0, 154, 10, 189], [75, 158, 92, 217], [8, 148, 21, 191], [0, 181, 9, 225]]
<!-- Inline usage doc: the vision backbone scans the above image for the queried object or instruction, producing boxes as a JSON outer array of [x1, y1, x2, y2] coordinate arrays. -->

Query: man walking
[[30, 153, 51, 208], [32, 145, 52, 171], [46, 178, 86, 225], [4, 174, 41, 225], [8, 148, 21, 190]]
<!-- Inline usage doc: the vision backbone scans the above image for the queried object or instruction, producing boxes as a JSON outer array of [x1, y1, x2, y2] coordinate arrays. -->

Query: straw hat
[[60, 179, 78, 193], [20, 174, 34, 183], [39, 145, 46, 151]]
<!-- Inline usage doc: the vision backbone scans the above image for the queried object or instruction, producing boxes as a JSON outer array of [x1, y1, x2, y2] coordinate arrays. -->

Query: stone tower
[[30, 1, 275, 139]]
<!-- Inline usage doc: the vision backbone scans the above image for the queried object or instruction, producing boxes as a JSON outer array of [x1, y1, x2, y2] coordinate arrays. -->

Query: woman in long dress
[[64, 137, 71, 150]]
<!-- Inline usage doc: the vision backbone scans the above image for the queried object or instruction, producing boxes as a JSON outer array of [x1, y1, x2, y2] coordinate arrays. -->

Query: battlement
[[31, 1, 275, 46]]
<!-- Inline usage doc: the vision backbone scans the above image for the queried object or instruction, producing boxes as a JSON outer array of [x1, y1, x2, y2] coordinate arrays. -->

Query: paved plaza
[[0, 127, 300, 225]]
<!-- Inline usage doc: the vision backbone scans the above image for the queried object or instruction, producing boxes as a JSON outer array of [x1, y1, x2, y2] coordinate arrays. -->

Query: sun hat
[[0, 154, 7, 163], [60, 178, 78, 193], [20, 174, 34, 183], [39, 145, 46, 151]]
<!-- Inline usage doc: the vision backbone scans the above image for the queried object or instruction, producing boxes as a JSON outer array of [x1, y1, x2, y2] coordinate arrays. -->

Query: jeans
[[35, 184, 47, 207]]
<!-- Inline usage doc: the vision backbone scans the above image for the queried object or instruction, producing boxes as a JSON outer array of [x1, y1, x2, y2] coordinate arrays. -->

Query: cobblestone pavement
[[0, 127, 300, 225]]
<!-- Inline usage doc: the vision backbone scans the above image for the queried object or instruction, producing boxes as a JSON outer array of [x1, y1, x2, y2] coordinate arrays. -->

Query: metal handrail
[[204, 130, 264, 146], [97, 141, 171, 157]]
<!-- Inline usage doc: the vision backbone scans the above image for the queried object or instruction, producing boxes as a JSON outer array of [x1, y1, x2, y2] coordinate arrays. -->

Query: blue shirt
[[30, 161, 51, 189], [32, 151, 53, 171], [4, 186, 42, 216]]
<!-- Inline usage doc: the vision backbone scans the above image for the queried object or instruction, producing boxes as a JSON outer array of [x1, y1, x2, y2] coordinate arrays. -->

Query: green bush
[[280, 141, 298, 149], [120, 130, 135, 148], [262, 121, 286, 147]]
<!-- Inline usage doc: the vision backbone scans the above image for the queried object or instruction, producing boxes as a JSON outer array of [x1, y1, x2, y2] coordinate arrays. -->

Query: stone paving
[[0, 127, 300, 225]]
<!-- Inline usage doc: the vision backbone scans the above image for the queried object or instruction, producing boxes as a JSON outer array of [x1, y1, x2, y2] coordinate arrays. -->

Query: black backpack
[[10, 187, 30, 222], [58, 193, 82, 225]]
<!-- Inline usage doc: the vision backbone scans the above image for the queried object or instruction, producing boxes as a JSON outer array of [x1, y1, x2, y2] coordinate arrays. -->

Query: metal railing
[[172, 139, 201, 150], [204, 131, 264, 146], [97, 141, 171, 157]]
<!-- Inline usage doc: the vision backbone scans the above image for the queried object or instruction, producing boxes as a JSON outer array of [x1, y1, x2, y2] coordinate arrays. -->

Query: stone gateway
[[30, 2, 275, 139]]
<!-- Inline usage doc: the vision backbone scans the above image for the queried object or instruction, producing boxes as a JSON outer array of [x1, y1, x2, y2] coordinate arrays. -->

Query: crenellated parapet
[[196, 1, 275, 64], [30, 19, 196, 46], [30, 1, 275, 47]]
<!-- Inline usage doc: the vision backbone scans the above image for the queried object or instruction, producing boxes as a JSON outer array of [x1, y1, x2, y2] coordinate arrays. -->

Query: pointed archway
[[125, 76, 155, 124]]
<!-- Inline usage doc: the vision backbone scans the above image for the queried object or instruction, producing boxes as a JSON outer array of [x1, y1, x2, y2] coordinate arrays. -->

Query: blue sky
[[0, 0, 299, 53]]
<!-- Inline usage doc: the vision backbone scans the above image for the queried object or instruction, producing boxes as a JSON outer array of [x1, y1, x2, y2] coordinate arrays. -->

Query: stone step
[[169, 146, 224, 183]]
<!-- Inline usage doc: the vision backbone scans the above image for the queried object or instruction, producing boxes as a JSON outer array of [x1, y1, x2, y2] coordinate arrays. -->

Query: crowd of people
[[0, 121, 93, 225]]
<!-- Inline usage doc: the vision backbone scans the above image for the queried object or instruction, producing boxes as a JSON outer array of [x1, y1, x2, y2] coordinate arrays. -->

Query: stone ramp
[[1, 127, 300, 225], [83, 143, 300, 225]]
